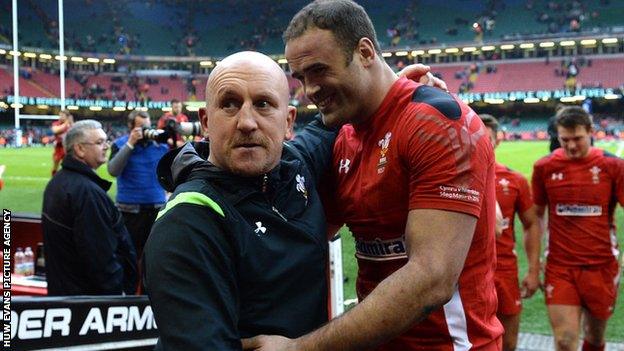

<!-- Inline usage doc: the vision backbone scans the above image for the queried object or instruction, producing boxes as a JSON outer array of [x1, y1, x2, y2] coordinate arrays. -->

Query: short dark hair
[[170, 99, 181, 105], [127, 110, 150, 128], [283, 0, 381, 64], [59, 109, 72, 118], [479, 114, 499, 133], [555, 106, 592, 131]]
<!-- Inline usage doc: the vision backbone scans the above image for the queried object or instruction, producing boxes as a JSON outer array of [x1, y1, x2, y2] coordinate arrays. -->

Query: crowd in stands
[[2, 54, 621, 105], [529, 0, 600, 34], [4, 0, 622, 56], [382, 0, 615, 48]]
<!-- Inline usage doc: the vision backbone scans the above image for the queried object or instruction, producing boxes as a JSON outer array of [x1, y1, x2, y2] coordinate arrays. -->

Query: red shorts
[[544, 260, 620, 320], [53, 146, 65, 163], [494, 271, 522, 315]]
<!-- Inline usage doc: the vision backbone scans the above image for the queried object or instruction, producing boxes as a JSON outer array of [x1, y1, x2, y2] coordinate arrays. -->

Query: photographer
[[108, 110, 169, 260], [157, 99, 188, 147]]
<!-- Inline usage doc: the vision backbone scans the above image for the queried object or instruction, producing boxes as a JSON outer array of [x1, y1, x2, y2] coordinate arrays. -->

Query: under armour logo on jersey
[[254, 221, 267, 235], [296, 174, 308, 203], [551, 172, 564, 180], [498, 178, 510, 194], [339, 159, 351, 174], [590, 166, 601, 184]]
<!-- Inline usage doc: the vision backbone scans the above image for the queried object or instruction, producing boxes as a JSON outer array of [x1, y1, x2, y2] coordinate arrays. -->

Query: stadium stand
[[0, 68, 54, 97], [576, 56, 624, 88], [428, 56, 624, 93], [0, 0, 622, 145], [2, 0, 624, 56], [1, 55, 622, 103]]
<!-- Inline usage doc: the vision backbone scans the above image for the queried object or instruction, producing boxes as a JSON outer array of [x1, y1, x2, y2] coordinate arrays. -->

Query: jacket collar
[[61, 156, 112, 191], [158, 142, 296, 205]]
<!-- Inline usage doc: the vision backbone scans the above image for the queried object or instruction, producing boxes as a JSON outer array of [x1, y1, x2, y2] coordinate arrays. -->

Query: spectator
[[42, 120, 137, 296]]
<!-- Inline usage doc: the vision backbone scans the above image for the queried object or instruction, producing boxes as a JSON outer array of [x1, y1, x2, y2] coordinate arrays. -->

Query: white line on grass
[[6, 176, 50, 182]]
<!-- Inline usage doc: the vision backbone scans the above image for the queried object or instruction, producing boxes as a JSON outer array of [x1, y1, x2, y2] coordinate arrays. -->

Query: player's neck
[[357, 63, 398, 126]]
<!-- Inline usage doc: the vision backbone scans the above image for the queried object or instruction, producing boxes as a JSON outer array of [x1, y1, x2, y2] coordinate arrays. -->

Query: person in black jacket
[[143, 51, 337, 350], [42, 120, 137, 296]]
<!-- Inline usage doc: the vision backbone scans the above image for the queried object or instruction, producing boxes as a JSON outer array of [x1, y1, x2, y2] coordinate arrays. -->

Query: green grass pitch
[[0, 140, 622, 340]]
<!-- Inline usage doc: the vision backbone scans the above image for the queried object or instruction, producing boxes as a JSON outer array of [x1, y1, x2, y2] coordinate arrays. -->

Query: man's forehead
[[86, 128, 106, 140], [210, 68, 287, 96], [286, 28, 337, 58], [558, 125, 589, 135]]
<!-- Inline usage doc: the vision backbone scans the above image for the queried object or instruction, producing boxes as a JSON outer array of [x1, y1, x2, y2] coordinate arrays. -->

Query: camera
[[141, 120, 202, 145], [177, 121, 202, 136], [142, 127, 169, 143]]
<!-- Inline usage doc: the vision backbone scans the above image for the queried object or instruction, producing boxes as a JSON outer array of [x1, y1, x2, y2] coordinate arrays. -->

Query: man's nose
[[236, 104, 259, 132]]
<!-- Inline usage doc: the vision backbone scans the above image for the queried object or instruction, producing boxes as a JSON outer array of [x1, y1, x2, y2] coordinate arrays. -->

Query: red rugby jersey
[[52, 120, 68, 149], [495, 163, 533, 272], [325, 77, 503, 350], [157, 112, 189, 128], [532, 147, 624, 266]]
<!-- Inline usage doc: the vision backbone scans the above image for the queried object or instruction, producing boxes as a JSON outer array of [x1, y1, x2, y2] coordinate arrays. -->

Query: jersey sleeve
[[404, 107, 492, 218], [531, 161, 548, 206], [319, 131, 346, 227], [144, 203, 241, 350], [319, 174, 343, 226], [515, 174, 533, 214], [613, 157, 624, 207], [288, 115, 338, 185], [108, 142, 121, 161]]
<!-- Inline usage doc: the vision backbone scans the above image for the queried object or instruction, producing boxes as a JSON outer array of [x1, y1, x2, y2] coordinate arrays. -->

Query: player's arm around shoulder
[[144, 193, 241, 351], [287, 114, 339, 183]]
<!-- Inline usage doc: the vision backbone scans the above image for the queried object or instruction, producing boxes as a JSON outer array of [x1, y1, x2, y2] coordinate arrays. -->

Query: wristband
[[126, 142, 134, 150]]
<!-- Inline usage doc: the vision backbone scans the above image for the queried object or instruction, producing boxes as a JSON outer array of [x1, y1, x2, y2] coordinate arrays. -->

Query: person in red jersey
[[532, 106, 624, 351], [157, 99, 189, 147], [0, 164, 5, 190], [50, 109, 74, 176], [243, 1, 503, 350], [481, 114, 542, 351]]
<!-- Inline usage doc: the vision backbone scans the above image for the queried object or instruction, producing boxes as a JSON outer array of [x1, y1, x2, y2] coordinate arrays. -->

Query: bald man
[[143, 51, 338, 350]]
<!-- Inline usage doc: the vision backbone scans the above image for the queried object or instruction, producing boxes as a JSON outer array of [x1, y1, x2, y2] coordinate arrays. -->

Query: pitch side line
[[6, 176, 50, 182]]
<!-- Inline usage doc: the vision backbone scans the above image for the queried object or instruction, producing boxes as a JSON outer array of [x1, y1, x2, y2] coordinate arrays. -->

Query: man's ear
[[199, 107, 208, 136], [73, 143, 85, 159], [285, 106, 297, 141], [356, 37, 376, 68]]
